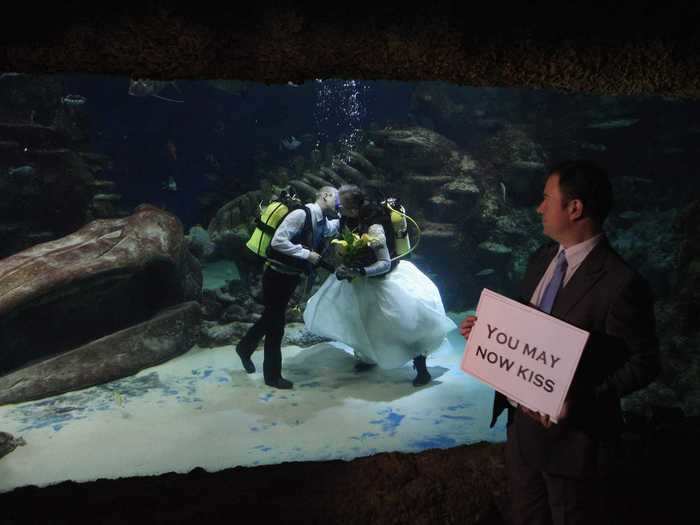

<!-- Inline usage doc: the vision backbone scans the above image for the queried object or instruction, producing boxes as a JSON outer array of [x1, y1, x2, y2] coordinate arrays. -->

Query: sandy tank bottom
[[0, 322, 505, 493]]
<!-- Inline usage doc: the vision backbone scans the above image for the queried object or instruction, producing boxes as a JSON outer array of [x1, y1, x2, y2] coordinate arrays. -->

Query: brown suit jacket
[[490, 236, 660, 478]]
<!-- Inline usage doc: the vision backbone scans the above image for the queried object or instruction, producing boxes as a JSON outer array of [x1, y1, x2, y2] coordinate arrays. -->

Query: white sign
[[461, 288, 589, 422]]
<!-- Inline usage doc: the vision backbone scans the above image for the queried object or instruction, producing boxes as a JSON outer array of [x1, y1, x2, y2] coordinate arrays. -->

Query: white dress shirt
[[269, 202, 340, 260], [508, 233, 604, 409]]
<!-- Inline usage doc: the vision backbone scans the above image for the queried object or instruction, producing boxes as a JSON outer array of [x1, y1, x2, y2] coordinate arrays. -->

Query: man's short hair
[[316, 186, 338, 200], [547, 160, 614, 226]]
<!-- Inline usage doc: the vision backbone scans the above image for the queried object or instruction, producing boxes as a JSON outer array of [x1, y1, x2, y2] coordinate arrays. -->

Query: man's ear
[[569, 199, 584, 220]]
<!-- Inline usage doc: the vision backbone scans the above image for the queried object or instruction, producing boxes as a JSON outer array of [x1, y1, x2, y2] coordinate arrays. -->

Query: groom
[[235, 186, 340, 389]]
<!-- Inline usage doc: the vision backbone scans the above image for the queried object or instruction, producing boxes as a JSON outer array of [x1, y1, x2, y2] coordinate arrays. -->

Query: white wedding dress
[[303, 225, 456, 369]]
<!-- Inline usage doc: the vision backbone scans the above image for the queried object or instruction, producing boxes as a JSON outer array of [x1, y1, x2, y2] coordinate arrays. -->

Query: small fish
[[128, 78, 184, 103], [618, 211, 642, 220], [587, 118, 639, 129], [499, 181, 507, 203], [512, 160, 545, 170], [205, 153, 220, 171], [9, 165, 34, 176], [162, 176, 177, 191], [580, 142, 607, 152], [166, 140, 177, 161], [61, 94, 87, 106], [280, 136, 302, 151], [287, 81, 301, 87], [0, 72, 22, 80], [475, 269, 496, 277]]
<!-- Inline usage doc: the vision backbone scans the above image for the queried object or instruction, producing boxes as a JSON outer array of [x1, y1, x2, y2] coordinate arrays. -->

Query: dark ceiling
[[1, 1, 699, 97]]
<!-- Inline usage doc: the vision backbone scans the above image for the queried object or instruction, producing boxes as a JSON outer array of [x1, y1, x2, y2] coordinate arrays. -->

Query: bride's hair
[[338, 184, 365, 209]]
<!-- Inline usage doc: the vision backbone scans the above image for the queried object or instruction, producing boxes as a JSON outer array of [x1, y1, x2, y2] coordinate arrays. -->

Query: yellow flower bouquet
[[330, 227, 378, 279]]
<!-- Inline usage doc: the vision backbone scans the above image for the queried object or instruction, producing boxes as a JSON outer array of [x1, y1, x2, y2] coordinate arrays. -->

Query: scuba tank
[[245, 189, 304, 259], [385, 197, 411, 258], [381, 197, 421, 261]]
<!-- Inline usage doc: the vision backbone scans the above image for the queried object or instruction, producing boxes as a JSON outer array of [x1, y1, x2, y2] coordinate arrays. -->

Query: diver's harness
[[246, 188, 334, 275], [335, 197, 422, 281]]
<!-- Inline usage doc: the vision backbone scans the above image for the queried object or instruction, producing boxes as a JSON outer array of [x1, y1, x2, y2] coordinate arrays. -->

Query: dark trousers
[[237, 267, 300, 381], [505, 422, 614, 525]]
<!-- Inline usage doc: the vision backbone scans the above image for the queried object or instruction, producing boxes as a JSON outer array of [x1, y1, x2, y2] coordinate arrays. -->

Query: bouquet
[[330, 227, 378, 280]]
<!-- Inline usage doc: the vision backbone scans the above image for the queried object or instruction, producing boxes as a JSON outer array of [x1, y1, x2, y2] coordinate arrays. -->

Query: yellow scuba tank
[[383, 197, 421, 260], [246, 190, 303, 259], [388, 201, 411, 257]]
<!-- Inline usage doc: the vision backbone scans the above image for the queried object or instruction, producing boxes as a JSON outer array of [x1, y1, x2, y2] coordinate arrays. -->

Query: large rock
[[0, 302, 202, 405], [477, 125, 549, 207], [207, 190, 265, 258], [0, 204, 203, 401], [368, 127, 458, 173]]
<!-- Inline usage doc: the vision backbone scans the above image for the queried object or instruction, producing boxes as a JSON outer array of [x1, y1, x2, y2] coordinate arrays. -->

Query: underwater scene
[[0, 73, 698, 492]]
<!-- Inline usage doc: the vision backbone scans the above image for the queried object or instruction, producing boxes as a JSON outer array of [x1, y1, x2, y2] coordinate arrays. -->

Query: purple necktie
[[538, 250, 568, 314]]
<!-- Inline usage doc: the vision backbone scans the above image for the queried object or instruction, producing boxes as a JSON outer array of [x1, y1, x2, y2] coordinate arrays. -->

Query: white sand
[[0, 324, 504, 493]]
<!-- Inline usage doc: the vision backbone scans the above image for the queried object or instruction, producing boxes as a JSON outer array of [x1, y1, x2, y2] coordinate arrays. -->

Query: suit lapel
[[521, 243, 558, 304], [551, 237, 610, 318]]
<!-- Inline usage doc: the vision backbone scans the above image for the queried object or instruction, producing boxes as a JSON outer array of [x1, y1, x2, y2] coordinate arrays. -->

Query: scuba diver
[[236, 186, 340, 389], [303, 184, 456, 386]]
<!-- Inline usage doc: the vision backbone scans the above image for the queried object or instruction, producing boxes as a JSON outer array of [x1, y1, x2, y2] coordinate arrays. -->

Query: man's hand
[[556, 399, 570, 422], [335, 264, 355, 280], [520, 399, 571, 429], [308, 251, 321, 265], [460, 315, 477, 340], [521, 406, 554, 428]]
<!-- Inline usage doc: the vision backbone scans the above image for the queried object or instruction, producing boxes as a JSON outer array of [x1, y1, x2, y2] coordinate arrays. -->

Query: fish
[[128, 78, 184, 103], [166, 140, 177, 161], [9, 165, 34, 176], [618, 211, 642, 220], [162, 176, 177, 191], [61, 94, 87, 106], [475, 269, 496, 277], [0, 72, 22, 80], [587, 118, 639, 129], [512, 160, 545, 170], [579, 142, 607, 152], [280, 136, 302, 151], [204, 153, 220, 171]]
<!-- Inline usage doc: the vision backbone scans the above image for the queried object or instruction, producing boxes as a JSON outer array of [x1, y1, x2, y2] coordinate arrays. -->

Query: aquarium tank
[[0, 73, 697, 492]]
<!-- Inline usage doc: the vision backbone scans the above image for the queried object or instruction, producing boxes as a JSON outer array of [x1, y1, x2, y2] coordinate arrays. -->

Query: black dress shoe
[[353, 361, 376, 372], [412, 355, 431, 387], [236, 344, 255, 373], [265, 377, 294, 389]]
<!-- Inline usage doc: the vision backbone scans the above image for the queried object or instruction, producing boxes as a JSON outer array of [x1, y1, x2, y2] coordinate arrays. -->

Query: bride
[[303, 185, 456, 386]]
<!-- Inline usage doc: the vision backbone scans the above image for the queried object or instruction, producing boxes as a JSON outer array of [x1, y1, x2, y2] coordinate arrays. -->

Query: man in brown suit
[[461, 160, 660, 525]]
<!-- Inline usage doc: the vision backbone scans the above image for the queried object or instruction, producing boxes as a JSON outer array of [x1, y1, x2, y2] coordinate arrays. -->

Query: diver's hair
[[337, 184, 365, 209], [546, 160, 613, 227], [359, 200, 389, 225], [316, 186, 338, 200]]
